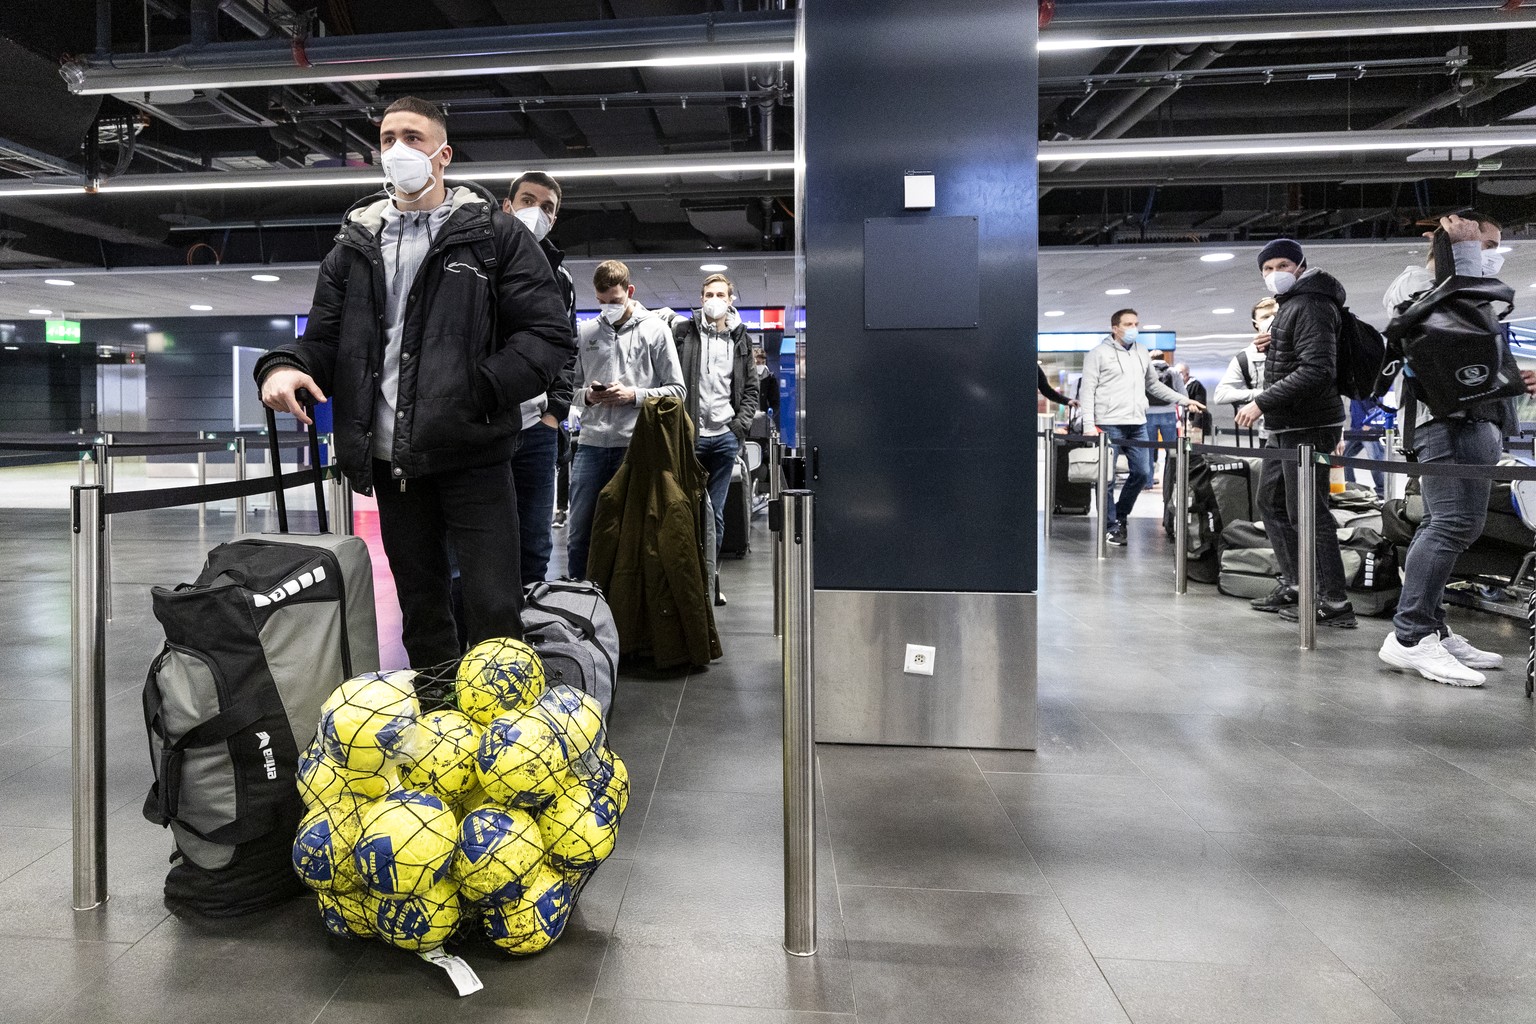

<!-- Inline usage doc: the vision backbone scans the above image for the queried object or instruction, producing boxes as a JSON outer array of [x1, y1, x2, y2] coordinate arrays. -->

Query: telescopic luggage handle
[[264, 389, 329, 534]]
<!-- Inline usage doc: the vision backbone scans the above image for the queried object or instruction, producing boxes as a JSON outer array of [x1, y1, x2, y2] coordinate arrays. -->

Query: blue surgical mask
[[1121, 327, 1139, 343]]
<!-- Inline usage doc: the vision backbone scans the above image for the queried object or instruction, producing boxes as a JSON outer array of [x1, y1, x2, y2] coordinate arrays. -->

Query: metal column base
[[814, 590, 1036, 750]]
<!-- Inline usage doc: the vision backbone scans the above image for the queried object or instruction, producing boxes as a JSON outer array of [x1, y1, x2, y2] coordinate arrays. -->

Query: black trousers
[[1255, 426, 1348, 602], [372, 459, 523, 669]]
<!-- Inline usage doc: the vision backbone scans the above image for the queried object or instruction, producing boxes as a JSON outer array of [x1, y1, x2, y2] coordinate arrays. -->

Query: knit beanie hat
[[1257, 238, 1305, 269]]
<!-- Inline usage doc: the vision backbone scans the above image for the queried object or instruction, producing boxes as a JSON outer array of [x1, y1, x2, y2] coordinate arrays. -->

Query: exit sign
[[45, 319, 81, 345]]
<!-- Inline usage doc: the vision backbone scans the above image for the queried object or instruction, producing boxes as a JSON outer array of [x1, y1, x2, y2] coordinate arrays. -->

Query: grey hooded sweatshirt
[[572, 300, 686, 448]]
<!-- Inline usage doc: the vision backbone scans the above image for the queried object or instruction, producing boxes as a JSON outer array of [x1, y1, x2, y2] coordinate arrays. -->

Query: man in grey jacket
[[1080, 308, 1204, 546], [566, 259, 686, 580]]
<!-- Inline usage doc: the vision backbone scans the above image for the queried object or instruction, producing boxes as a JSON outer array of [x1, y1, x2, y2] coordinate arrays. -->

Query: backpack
[[521, 580, 620, 720], [1335, 306, 1388, 401], [144, 532, 378, 916]]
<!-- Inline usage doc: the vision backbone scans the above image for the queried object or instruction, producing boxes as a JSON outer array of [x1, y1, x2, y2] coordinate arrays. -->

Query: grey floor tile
[[985, 772, 1200, 835], [0, 824, 69, 883], [1219, 833, 1536, 975], [840, 885, 1129, 1024], [1100, 960, 1402, 1024], [0, 743, 65, 784], [587, 998, 853, 1024], [0, 698, 69, 746], [818, 744, 1049, 894], [970, 698, 1142, 777], [0, 936, 130, 1024], [655, 685, 781, 795], [1355, 964, 1536, 1024]]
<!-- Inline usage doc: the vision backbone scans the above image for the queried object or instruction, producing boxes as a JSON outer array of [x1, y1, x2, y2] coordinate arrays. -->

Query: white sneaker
[[1379, 633, 1486, 687], [1440, 633, 1503, 670]]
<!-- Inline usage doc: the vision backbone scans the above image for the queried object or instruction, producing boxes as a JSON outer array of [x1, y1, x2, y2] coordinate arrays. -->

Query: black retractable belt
[[265, 392, 329, 534]]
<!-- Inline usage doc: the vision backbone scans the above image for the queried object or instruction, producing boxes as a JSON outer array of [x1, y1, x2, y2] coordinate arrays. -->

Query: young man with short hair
[[1079, 308, 1204, 546], [672, 272, 760, 605], [1236, 238, 1353, 628], [565, 259, 686, 580], [502, 171, 577, 585], [257, 96, 573, 668]]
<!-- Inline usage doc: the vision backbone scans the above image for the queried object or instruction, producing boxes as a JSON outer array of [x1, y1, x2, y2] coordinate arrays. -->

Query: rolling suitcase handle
[[264, 390, 329, 534]]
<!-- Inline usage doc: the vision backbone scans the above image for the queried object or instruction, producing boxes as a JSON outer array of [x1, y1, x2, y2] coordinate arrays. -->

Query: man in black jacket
[[1235, 238, 1354, 628], [672, 272, 760, 604], [502, 170, 578, 586], [257, 97, 574, 668]]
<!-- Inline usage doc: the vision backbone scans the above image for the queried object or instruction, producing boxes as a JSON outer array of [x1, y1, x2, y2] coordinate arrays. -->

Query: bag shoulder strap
[[1236, 350, 1252, 389]]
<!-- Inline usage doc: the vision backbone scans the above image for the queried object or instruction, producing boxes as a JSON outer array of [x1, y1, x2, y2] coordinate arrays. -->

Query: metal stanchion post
[[1043, 431, 1058, 538], [1382, 426, 1397, 502], [1095, 430, 1111, 559], [770, 433, 784, 638], [1175, 414, 1191, 595], [96, 439, 112, 620], [234, 438, 248, 536], [70, 485, 107, 911], [779, 488, 816, 957], [197, 430, 208, 529], [1297, 444, 1317, 651]]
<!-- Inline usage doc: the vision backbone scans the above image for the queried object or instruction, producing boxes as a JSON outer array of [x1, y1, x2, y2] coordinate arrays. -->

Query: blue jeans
[[1145, 411, 1178, 467], [1342, 439, 1385, 498], [566, 444, 629, 581], [510, 422, 558, 586], [1394, 419, 1501, 644], [1100, 424, 1152, 528], [697, 432, 740, 554]]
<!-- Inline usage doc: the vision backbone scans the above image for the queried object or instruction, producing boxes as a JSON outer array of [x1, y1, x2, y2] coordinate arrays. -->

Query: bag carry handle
[[265, 389, 328, 534]]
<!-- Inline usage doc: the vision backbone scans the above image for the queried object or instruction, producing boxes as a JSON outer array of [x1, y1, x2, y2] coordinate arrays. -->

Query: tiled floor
[[2, 491, 1535, 1023]]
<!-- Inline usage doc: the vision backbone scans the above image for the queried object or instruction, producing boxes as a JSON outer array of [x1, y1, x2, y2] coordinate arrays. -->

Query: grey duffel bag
[[522, 580, 619, 721]]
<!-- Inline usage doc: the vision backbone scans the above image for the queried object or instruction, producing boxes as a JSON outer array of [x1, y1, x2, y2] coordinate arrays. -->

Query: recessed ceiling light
[[1143, 324, 1163, 330], [269, 318, 290, 328], [251, 273, 281, 282], [1496, 246, 1513, 253], [130, 322, 151, 331], [27, 308, 51, 315], [44, 278, 75, 286], [700, 263, 728, 272], [1105, 288, 1131, 295], [1044, 310, 1066, 317], [1212, 307, 1235, 315], [189, 304, 213, 311], [1200, 253, 1236, 263], [2, 345, 17, 351]]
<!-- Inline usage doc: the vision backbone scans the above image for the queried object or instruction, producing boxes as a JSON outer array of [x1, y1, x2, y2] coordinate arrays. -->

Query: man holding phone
[[565, 259, 686, 580]]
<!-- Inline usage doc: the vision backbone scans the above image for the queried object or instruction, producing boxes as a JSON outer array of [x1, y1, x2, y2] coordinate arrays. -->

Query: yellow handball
[[318, 670, 420, 774], [533, 685, 607, 775], [452, 806, 547, 906], [317, 890, 374, 939], [398, 709, 480, 803], [599, 749, 630, 816], [538, 781, 620, 873], [352, 789, 459, 898], [292, 796, 368, 894], [297, 740, 394, 806], [373, 877, 462, 952], [456, 638, 546, 726], [475, 712, 570, 812], [482, 865, 573, 955]]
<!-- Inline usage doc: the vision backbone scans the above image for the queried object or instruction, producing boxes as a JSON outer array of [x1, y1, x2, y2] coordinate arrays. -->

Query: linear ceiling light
[[0, 155, 796, 198], [1039, 10, 1536, 51], [1040, 127, 1536, 163]]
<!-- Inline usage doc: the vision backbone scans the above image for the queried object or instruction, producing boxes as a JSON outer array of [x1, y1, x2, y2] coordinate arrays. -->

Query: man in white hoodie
[[1079, 308, 1204, 546], [565, 259, 686, 580]]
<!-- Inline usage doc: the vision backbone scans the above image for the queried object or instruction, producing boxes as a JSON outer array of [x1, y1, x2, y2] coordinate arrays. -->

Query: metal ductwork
[[60, 11, 797, 95]]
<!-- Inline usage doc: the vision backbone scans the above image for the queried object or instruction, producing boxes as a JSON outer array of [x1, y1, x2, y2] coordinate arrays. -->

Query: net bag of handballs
[[291, 639, 626, 964]]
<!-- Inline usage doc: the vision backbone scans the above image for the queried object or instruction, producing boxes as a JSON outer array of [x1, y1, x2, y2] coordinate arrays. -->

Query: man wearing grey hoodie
[[566, 259, 687, 580]]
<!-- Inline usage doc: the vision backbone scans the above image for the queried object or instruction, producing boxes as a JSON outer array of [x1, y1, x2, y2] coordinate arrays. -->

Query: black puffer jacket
[[1255, 269, 1348, 433], [255, 184, 574, 494]]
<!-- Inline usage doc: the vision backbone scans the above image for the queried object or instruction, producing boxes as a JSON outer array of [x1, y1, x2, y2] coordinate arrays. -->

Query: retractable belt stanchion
[[1382, 425, 1399, 502], [70, 485, 107, 911], [197, 430, 208, 529], [1096, 430, 1111, 559], [769, 431, 784, 638], [95, 440, 112, 620], [234, 438, 248, 535], [1175, 411, 1191, 595], [1043, 430, 1058, 539], [1297, 444, 1318, 651], [776, 488, 816, 957]]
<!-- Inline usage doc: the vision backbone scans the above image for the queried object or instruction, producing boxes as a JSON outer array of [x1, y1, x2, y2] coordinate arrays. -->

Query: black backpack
[[1335, 306, 1388, 401]]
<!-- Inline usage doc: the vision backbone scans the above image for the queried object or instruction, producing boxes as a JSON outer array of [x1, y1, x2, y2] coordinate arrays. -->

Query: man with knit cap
[[1235, 238, 1354, 628]]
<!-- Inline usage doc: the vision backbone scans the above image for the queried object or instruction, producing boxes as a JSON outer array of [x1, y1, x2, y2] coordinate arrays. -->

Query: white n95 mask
[[599, 302, 627, 325], [513, 206, 552, 242], [381, 141, 444, 198], [1483, 251, 1506, 278], [1263, 270, 1297, 296], [701, 298, 730, 321]]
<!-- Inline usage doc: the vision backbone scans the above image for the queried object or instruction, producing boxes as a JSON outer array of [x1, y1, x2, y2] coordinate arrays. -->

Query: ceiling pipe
[[1373, 78, 1529, 130], [60, 11, 797, 95]]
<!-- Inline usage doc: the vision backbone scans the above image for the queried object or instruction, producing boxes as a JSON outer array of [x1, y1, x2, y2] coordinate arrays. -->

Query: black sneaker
[[1106, 524, 1127, 546], [1279, 598, 1358, 629], [1251, 583, 1298, 613]]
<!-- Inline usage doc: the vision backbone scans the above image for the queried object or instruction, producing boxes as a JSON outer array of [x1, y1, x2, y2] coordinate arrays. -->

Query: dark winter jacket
[[672, 312, 760, 443], [587, 396, 722, 670], [1037, 365, 1071, 406], [531, 237, 578, 426], [254, 184, 574, 493], [1254, 269, 1348, 433]]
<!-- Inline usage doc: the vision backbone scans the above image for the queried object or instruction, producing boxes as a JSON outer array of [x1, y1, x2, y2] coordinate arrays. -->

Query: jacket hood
[[1281, 267, 1346, 306], [343, 183, 495, 236]]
